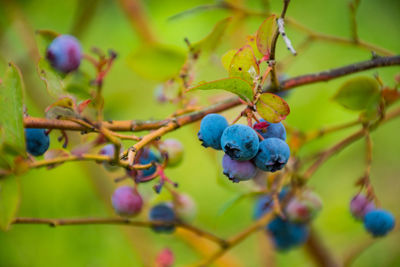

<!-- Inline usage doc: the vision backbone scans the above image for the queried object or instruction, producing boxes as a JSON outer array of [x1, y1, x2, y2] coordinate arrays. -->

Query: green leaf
[[189, 77, 253, 101], [191, 17, 232, 55], [256, 93, 290, 123], [221, 49, 236, 71], [64, 70, 92, 99], [256, 14, 277, 56], [35, 29, 59, 55], [218, 192, 259, 217], [0, 176, 20, 231], [128, 45, 186, 81], [37, 58, 65, 98], [229, 45, 259, 84], [334, 76, 381, 111], [0, 63, 26, 156]]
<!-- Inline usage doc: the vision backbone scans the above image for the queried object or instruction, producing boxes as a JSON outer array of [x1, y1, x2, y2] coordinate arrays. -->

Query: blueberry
[[350, 194, 376, 220], [285, 191, 323, 223], [254, 138, 290, 172], [138, 149, 161, 177], [222, 154, 256, 183], [46, 35, 82, 73], [253, 119, 286, 141], [267, 217, 309, 250], [198, 114, 229, 150], [149, 203, 176, 233], [159, 138, 184, 167], [111, 186, 143, 217], [25, 128, 50, 156], [221, 124, 259, 161], [363, 209, 395, 237], [253, 188, 289, 220], [99, 144, 123, 171]]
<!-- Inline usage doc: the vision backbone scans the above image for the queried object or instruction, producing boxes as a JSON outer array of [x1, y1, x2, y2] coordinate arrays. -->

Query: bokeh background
[[0, 0, 399, 266]]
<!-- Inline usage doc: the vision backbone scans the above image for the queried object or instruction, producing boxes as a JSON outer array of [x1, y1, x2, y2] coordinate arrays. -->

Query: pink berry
[[155, 248, 174, 267], [111, 186, 143, 217], [285, 191, 323, 223], [159, 138, 184, 167]]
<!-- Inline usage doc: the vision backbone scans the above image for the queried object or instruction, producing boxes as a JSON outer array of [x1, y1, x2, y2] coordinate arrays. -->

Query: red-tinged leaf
[[229, 45, 259, 84], [188, 77, 253, 101], [44, 149, 70, 169], [256, 14, 277, 56], [246, 35, 264, 59], [256, 93, 290, 123], [0, 176, 20, 231], [191, 17, 232, 55], [13, 156, 29, 175], [382, 88, 400, 105], [77, 99, 92, 114]]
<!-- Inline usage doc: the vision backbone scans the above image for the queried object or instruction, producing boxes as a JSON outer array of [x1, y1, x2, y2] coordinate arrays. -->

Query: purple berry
[[25, 128, 50, 156], [364, 209, 395, 237], [221, 124, 259, 161], [222, 154, 257, 183], [350, 194, 376, 220], [46, 35, 82, 73], [111, 186, 143, 217], [99, 144, 123, 171], [159, 139, 184, 167], [253, 138, 290, 172], [198, 114, 229, 150]]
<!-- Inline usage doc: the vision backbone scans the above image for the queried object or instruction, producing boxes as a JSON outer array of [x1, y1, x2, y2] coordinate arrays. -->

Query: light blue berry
[[221, 124, 259, 161]]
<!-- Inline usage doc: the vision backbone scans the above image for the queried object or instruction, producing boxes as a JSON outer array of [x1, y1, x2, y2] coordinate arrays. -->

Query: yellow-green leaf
[[256, 14, 277, 56], [221, 49, 236, 71], [37, 58, 65, 98], [334, 76, 381, 111], [0, 176, 20, 231], [188, 77, 253, 101], [128, 45, 186, 81], [256, 93, 290, 123], [0, 63, 26, 156], [229, 45, 259, 84], [35, 29, 59, 55], [191, 17, 231, 55]]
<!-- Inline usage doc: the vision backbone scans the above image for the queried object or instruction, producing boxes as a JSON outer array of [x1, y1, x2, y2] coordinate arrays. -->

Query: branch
[[266, 55, 400, 92], [12, 217, 227, 246], [304, 227, 340, 267]]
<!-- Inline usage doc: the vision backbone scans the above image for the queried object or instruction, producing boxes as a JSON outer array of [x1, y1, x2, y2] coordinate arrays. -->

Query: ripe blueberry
[[222, 154, 257, 183], [221, 124, 259, 161], [149, 203, 176, 233], [253, 119, 286, 141], [254, 138, 290, 172], [111, 186, 143, 217], [267, 217, 309, 250], [363, 209, 395, 237], [138, 149, 161, 177], [46, 35, 82, 73], [25, 128, 50, 156], [350, 194, 376, 220], [198, 114, 229, 150], [159, 138, 184, 167]]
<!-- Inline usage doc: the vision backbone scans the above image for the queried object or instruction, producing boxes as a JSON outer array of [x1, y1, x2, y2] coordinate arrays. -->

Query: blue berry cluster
[[198, 114, 290, 183], [350, 194, 395, 237], [254, 187, 323, 251]]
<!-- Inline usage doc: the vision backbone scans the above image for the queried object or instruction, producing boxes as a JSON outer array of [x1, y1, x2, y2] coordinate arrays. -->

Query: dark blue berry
[[363, 209, 395, 237], [253, 188, 289, 220], [25, 128, 50, 156], [267, 217, 309, 250], [222, 154, 257, 183], [198, 114, 229, 150], [46, 35, 82, 73], [221, 124, 259, 161], [149, 203, 176, 233], [138, 149, 160, 177], [253, 119, 286, 141], [254, 138, 290, 172]]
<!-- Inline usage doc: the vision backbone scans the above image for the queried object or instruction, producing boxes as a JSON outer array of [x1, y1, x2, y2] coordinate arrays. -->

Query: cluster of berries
[[350, 194, 395, 237], [254, 188, 323, 251], [198, 114, 290, 183]]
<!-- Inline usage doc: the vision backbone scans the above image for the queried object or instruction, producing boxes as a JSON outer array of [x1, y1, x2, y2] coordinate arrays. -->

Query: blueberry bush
[[0, 0, 399, 266]]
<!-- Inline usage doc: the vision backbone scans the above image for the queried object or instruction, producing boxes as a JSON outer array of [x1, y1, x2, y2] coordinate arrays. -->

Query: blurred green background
[[0, 0, 399, 266]]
